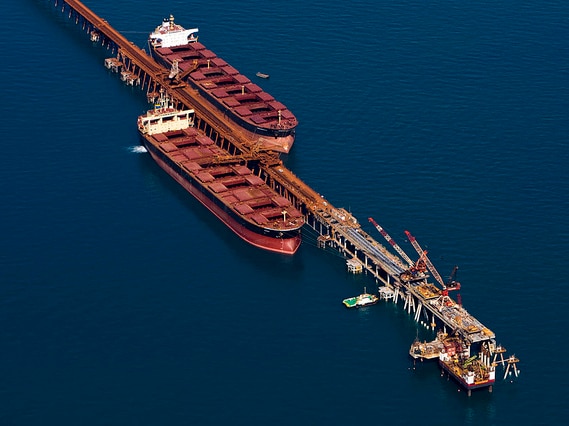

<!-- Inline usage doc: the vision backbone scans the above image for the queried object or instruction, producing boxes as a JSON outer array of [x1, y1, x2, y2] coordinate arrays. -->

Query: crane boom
[[446, 265, 461, 290], [369, 218, 414, 267], [404, 230, 446, 289]]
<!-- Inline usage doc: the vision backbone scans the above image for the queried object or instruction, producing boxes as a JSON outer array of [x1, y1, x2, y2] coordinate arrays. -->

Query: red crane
[[404, 230, 446, 289], [368, 217, 414, 267]]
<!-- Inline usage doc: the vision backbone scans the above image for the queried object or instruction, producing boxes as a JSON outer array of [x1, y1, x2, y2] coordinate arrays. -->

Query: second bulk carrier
[[148, 15, 298, 154], [138, 92, 304, 254]]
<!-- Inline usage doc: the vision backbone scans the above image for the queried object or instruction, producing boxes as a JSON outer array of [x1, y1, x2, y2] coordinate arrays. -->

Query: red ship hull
[[144, 143, 301, 255]]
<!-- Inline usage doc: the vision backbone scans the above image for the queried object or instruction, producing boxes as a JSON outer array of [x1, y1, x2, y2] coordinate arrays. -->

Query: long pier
[[48, 0, 519, 388]]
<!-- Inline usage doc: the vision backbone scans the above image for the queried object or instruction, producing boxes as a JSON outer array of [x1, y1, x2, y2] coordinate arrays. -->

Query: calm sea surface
[[1, 0, 568, 424]]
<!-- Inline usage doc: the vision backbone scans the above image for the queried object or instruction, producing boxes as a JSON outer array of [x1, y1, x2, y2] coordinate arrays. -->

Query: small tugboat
[[342, 287, 379, 308]]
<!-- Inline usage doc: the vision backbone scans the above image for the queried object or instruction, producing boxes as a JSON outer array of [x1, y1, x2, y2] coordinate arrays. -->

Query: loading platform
[[47, 0, 520, 388]]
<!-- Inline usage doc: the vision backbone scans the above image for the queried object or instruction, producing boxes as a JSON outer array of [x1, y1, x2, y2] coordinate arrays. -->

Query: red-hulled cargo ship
[[137, 93, 304, 254], [148, 15, 298, 153]]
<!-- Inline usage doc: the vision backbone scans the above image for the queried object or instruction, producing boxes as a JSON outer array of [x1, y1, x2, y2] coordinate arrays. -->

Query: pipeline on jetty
[[47, 0, 520, 393]]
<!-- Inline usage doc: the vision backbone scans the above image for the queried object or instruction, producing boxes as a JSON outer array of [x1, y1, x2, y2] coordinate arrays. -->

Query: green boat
[[342, 287, 379, 308]]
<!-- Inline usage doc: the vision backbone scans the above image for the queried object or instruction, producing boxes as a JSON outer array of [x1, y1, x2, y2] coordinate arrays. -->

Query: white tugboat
[[342, 288, 379, 308]]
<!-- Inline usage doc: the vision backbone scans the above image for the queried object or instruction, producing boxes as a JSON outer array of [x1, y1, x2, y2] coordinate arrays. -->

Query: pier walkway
[[49, 0, 518, 376]]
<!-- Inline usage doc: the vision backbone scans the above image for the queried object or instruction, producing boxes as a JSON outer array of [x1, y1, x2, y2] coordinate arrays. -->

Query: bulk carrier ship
[[148, 15, 298, 153], [137, 92, 304, 254]]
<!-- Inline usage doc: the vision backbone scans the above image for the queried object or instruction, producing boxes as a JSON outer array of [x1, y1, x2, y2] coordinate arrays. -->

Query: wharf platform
[[47, 0, 519, 384]]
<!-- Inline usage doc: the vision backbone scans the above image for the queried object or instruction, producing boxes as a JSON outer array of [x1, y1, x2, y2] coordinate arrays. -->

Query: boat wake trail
[[129, 146, 148, 153]]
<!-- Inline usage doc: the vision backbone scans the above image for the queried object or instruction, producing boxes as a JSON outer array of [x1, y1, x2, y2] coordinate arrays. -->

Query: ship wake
[[129, 145, 148, 153]]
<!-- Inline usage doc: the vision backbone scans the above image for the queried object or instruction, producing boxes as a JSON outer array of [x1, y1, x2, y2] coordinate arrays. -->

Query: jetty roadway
[[52, 0, 499, 348]]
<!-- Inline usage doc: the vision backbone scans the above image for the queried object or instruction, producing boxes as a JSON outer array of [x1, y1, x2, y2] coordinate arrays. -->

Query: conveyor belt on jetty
[[47, 0, 520, 390]]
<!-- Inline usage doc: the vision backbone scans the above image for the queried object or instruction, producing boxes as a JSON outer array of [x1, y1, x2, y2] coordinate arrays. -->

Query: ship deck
[[142, 116, 304, 232], [155, 43, 297, 131]]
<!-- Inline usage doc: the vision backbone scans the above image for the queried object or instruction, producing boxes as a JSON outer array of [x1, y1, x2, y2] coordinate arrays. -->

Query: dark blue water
[[1, 0, 568, 424]]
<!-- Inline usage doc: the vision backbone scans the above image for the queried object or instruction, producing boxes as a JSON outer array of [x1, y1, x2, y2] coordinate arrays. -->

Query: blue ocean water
[[1, 0, 568, 424]]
